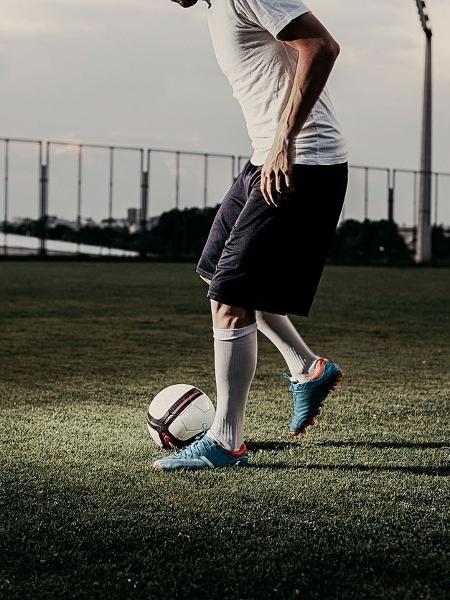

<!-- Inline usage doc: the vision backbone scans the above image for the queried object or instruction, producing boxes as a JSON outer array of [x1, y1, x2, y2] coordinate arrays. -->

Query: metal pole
[[413, 171, 418, 228], [413, 170, 418, 254], [108, 147, 114, 255], [364, 167, 369, 220], [3, 140, 9, 255], [147, 149, 152, 220], [140, 150, 149, 258], [39, 163, 48, 257], [175, 151, 180, 209], [388, 188, 394, 223], [416, 29, 433, 262], [42, 143, 48, 257], [108, 147, 114, 223], [77, 145, 82, 253], [433, 172, 438, 226], [203, 154, 208, 208], [388, 170, 395, 223]]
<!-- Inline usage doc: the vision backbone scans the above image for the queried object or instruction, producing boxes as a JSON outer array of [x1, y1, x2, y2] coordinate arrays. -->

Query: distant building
[[128, 214, 160, 232], [127, 208, 141, 226]]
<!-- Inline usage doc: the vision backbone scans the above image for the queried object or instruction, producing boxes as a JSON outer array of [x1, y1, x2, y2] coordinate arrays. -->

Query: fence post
[[434, 173, 439, 226], [364, 167, 369, 220], [175, 152, 180, 209], [140, 169, 149, 258], [3, 139, 9, 256], [388, 188, 394, 223], [77, 145, 83, 254], [388, 170, 395, 223], [413, 171, 418, 255], [39, 162, 48, 257], [203, 154, 208, 208]]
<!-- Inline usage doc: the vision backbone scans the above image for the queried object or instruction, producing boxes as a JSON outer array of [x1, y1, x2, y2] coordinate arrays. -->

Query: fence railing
[[1, 136, 449, 257]]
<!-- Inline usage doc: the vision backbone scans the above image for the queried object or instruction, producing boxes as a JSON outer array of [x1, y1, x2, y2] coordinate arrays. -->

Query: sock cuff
[[213, 322, 257, 341]]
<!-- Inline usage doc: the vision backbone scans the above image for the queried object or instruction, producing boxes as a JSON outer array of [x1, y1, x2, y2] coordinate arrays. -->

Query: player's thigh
[[213, 185, 280, 276], [287, 163, 348, 247], [196, 169, 248, 279]]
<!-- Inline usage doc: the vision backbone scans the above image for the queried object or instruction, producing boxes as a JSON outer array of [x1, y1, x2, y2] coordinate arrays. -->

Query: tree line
[[5, 206, 450, 264]]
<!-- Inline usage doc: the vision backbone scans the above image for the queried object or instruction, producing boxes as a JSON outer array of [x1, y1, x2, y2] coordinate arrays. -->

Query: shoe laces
[[173, 433, 215, 459]]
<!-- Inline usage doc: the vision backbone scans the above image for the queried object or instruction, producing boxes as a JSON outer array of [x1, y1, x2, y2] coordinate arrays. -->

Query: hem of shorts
[[195, 266, 215, 280], [206, 290, 310, 318]]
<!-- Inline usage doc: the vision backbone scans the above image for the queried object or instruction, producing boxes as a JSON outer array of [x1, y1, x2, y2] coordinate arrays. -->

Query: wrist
[[276, 122, 291, 144]]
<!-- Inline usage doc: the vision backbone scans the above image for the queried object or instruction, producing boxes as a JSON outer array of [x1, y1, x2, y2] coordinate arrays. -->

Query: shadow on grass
[[247, 440, 294, 451], [248, 440, 450, 451], [249, 462, 450, 476], [317, 440, 450, 450]]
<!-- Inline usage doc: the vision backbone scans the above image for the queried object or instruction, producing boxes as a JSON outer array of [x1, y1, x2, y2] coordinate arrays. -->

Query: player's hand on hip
[[260, 136, 292, 207]]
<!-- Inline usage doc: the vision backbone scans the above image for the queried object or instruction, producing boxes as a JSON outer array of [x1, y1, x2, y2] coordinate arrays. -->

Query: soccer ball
[[146, 384, 215, 449]]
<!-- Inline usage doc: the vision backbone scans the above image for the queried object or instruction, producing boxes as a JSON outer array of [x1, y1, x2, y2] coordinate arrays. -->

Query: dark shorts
[[196, 160, 348, 317]]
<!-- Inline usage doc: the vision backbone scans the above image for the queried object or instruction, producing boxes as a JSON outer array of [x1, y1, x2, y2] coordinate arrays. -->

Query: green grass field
[[1, 263, 449, 600]]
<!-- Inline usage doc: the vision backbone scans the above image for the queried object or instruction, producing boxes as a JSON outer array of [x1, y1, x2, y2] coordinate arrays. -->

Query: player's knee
[[211, 300, 255, 329]]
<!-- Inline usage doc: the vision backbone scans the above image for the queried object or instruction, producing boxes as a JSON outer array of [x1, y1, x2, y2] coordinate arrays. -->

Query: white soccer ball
[[146, 384, 215, 449]]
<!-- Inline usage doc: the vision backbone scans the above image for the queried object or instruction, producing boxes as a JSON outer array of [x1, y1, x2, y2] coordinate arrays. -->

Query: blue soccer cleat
[[152, 433, 249, 471], [283, 357, 343, 437]]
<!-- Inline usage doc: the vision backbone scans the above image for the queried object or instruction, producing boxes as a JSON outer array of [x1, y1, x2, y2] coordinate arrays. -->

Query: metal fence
[[1, 136, 449, 257]]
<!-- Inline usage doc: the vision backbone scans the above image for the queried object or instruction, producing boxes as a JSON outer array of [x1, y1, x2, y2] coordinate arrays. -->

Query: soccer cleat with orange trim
[[282, 357, 343, 437], [152, 434, 248, 471]]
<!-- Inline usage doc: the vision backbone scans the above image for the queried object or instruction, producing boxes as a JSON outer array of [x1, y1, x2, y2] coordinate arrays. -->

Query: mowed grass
[[0, 262, 449, 600]]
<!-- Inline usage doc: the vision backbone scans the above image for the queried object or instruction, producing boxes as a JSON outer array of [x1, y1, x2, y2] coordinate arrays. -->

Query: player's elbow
[[332, 39, 341, 57], [291, 37, 340, 63], [329, 39, 341, 58], [319, 37, 340, 61]]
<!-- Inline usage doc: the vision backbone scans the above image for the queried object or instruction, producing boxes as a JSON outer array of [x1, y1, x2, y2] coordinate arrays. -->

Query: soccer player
[[153, 0, 348, 471]]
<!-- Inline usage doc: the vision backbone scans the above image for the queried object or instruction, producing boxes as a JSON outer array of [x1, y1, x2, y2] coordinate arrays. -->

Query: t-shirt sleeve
[[238, 0, 311, 39]]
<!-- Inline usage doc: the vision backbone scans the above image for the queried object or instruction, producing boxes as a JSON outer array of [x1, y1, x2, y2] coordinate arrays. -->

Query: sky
[[0, 0, 449, 225]]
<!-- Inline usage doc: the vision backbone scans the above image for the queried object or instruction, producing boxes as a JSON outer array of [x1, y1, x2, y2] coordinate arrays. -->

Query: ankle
[[305, 356, 320, 374], [305, 357, 327, 380], [208, 430, 244, 453]]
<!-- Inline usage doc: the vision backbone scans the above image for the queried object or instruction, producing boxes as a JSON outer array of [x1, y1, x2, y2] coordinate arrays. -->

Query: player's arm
[[261, 12, 340, 205]]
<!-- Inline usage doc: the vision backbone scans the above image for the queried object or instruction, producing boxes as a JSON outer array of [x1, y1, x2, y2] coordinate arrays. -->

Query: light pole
[[414, 0, 433, 263]]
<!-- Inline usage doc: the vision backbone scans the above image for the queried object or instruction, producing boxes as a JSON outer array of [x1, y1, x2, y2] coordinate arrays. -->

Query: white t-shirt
[[206, 0, 348, 166]]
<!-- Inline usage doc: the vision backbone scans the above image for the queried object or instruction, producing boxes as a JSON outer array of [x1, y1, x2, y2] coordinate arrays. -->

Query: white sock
[[208, 322, 258, 452], [255, 311, 319, 382]]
